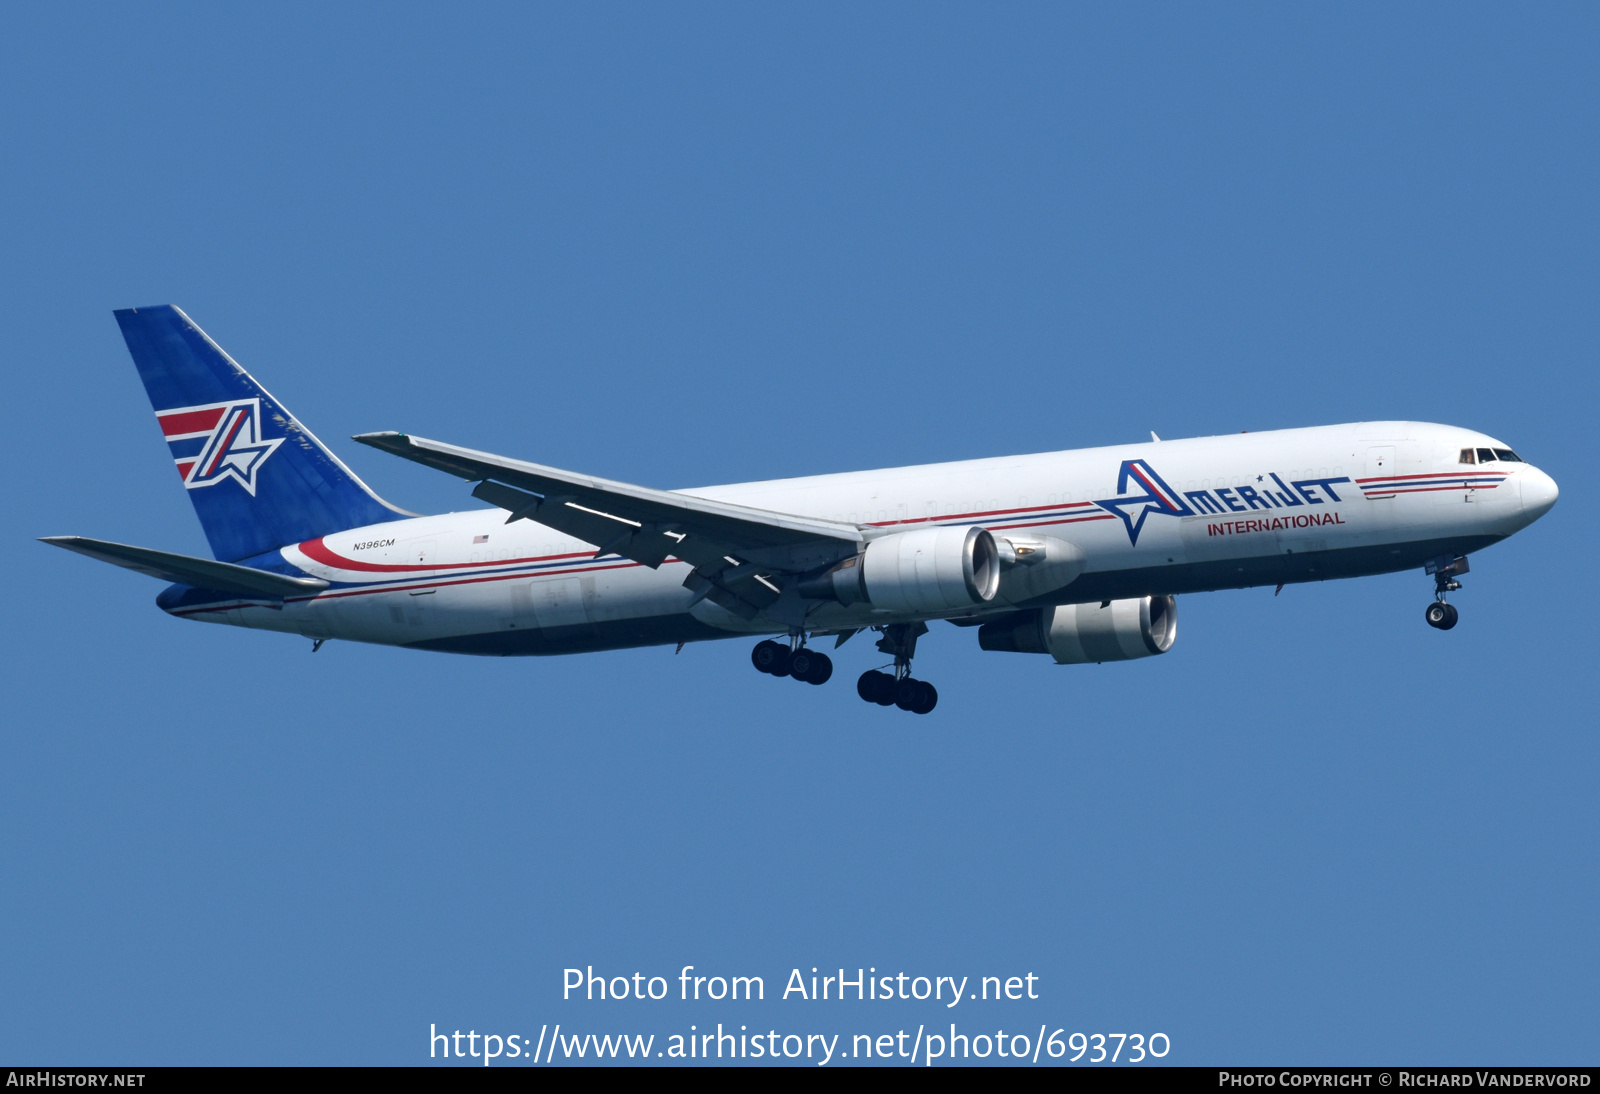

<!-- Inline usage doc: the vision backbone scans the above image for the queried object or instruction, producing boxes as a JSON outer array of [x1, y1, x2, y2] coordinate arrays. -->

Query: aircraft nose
[[1520, 466, 1559, 519]]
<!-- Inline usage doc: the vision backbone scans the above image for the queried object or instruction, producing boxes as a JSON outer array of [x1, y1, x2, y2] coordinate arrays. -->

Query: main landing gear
[[856, 671, 938, 715], [751, 622, 939, 714], [751, 638, 833, 685], [1425, 555, 1468, 631], [855, 623, 938, 715]]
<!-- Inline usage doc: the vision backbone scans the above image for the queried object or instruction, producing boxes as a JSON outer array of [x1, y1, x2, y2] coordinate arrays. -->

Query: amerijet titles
[[1093, 459, 1354, 546], [1204, 511, 1347, 539]]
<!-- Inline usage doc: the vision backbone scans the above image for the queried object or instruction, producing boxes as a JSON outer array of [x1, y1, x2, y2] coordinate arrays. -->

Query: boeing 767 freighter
[[44, 306, 1559, 714]]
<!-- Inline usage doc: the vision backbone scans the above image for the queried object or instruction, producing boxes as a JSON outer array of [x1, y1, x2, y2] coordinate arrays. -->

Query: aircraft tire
[[857, 670, 893, 704], [911, 680, 938, 715], [803, 652, 833, 685], [752, 640, 786, 673], [791, 649, 831, 684], [1425, 602, 1458, 630], [895, 678, 924, 711]]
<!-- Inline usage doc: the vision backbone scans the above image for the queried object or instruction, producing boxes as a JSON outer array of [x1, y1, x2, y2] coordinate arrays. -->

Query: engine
[[977, 595, 1177, 664], [800, 525, 1001, 613]]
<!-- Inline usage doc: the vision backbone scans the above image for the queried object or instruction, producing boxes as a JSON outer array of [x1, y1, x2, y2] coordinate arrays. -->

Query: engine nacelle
[[993, 533, 1086, 604], [978, 595, 1177, 664], [803, 526, 1001, 613]]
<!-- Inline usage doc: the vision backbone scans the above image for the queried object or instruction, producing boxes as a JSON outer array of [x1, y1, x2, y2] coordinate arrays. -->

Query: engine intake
[[978, 595, 1177, 663], [800, 526, 1001, 614]]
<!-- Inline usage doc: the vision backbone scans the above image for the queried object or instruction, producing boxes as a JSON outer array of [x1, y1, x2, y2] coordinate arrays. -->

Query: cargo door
[[531, 577, 588, 631]]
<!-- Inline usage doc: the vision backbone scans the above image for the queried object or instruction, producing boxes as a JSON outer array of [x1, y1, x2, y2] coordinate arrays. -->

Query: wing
[[353, 432, 863, 620], [41, 536, 329, 597]]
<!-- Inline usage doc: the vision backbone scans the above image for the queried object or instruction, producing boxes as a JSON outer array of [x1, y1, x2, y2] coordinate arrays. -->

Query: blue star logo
[[1093, 459, 1193, 546]]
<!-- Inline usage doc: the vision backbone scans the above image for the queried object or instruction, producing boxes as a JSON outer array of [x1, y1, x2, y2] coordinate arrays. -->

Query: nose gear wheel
[[1423, 555, 1468, 631]]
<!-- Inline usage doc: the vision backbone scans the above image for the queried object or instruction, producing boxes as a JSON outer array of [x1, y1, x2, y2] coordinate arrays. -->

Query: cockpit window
[[1493, 448, 1523, 462], [1477, 448, 1498, 463], [1459, 448, 1476, 464]]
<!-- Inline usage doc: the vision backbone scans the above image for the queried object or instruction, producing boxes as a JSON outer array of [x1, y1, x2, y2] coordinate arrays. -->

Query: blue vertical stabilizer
[[115, 305, 408, 562]]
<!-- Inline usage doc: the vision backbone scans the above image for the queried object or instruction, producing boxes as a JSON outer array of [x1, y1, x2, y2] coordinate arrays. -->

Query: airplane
[[44, 306, 1559, 715]]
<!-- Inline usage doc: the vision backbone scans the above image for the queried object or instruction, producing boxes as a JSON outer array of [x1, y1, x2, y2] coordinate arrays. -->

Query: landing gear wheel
[[809, 652, 833, 685], [857, 670, 896, 705], [790, 650, 833, 685], [789, 648, 815, 681], [1425, 602, 1459, 630], [752, 640, 787, 674], [894, 678, 924, 711], [910, 680, 938, 715]]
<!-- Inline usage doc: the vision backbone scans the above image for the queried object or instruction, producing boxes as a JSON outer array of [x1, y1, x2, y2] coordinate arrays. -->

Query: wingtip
[[352, 431, 408, 447]]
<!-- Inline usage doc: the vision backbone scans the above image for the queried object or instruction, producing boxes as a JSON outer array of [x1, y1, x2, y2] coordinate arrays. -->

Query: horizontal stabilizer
[[40, 536, 329, 597]]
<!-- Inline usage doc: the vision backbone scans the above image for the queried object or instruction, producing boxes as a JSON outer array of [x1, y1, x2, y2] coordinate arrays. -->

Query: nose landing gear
[[1425, 555, 1468, 631]]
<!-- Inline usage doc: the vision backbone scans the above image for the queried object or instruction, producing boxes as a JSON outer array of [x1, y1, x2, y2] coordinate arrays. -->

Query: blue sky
[[1, 3, 1595, 1065]]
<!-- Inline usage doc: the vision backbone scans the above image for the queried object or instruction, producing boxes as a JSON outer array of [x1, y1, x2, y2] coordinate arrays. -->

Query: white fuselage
[[159, 421, 1558, 656]]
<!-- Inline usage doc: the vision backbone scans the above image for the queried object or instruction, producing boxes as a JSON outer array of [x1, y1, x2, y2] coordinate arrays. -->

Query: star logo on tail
[[158, 399, 284, 496], [1094, 459, 1193, 545]]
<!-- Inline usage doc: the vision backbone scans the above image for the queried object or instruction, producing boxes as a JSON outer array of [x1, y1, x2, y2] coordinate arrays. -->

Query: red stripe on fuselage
[[865, 500, 1097, 528], [301, 500, 1118, 581], [1373, 483, 1503, 495], [1356, 471, 1508, 484], [298, 537, 602, 573], [1016, 514, 1116, 529], [287, 560, 647, 603]]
